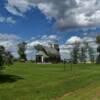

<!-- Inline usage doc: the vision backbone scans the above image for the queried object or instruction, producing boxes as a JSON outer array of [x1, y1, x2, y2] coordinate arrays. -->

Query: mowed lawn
[[0, 62, 100, 100]]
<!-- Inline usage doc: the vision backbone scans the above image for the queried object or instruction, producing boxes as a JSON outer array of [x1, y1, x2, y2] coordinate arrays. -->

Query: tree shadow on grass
[[0, 74, 23, 83]]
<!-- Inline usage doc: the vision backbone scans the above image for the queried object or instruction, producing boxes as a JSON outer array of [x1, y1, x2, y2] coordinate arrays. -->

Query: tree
[[79, 46, 87, 63], [0, 46, 5, 69], [18, 42, 27, 62], [88, 47, 95, 63], [0, 45, 14, 71], [4, 51, 14, 65], [71, 42, 80, 64], [96, 35, 100, 64]]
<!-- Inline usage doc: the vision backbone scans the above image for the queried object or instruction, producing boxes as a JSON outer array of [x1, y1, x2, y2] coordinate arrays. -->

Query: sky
[[0, 0, 100, 60]]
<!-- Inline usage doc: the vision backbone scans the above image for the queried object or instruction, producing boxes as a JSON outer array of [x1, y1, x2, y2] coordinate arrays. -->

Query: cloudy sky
[[0, 0, 100, 59]]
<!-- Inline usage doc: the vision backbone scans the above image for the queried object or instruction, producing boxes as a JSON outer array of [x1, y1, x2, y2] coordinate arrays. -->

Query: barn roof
[[36, 51, 48, 58]]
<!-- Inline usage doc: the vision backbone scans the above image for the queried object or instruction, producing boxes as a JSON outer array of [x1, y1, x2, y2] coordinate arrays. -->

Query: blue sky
[[0, 0, 55, 40], [0, 0, 100, 59], [0, 0, 99, 42]]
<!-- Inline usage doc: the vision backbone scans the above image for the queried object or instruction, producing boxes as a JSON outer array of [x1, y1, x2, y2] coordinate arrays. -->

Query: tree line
[[0, 42, 27, 70], [0, 35, 100, 70], [71, 35, 100, 64]]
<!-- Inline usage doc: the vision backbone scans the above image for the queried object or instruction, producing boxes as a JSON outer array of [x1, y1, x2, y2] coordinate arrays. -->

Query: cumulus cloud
[[60, 45, 72, 60], [0, 33, 21, 58], [60, 35, 97, 60], [27, 34, 59, 48], [0, 16, 16, 24], [25, 49, 36, 60], [5, 0, 100, 31], [5, 0, 32, 16], [0, 33, 20, 41], [66, 36, 82, 44]]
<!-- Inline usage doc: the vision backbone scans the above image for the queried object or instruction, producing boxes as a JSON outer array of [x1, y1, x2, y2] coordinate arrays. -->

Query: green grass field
[[0, 62, 100, 100]]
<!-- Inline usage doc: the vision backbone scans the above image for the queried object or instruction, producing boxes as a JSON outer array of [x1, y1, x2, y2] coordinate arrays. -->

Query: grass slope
[[0, 62, 100, 100]]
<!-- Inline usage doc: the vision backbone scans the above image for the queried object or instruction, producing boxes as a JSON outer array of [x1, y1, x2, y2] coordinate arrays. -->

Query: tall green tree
[[0, 45, 14, 71], [18, 42, 27, 62], [4, 51, 14, 65], [71, 42, 80, 64], [80, 46, 87, 63], [0, 46, 5, 68], [88, 47, 95, 63], [96, 35, 100, 64]]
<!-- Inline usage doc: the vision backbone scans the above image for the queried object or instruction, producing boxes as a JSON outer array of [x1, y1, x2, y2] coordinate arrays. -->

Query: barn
[[34, 44, 61, 63]]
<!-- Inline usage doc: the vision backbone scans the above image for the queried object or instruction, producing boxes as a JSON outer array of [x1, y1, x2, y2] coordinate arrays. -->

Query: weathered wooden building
[[35, 44, 61, 63]]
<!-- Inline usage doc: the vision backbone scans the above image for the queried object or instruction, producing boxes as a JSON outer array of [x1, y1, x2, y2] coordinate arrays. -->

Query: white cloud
[[6, 17, 16, 24], [60, 44, 72, 60], [0, 33, 20, 41], [25, 49, 36, 60], [0, 16, 16, 24], [27, 40, 44, 48], [0, 17, 5, 22], [27, 34, 59, 48], [5, 0, 100, 31], [60, 35, 97, 60], [5, 0, 32, 16], [41, 35, 58, 43], [37, 3, 58, 20], [66, 36, 82, 44], [0, 33, 21, 58]]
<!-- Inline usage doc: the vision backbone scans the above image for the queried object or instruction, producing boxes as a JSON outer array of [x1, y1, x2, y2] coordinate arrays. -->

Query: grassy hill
[[0, 62, 100, 100]]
